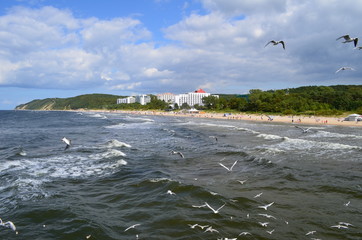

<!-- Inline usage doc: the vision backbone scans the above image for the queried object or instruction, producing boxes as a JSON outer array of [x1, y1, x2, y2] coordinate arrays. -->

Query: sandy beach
[[93, 110, 362, 127]]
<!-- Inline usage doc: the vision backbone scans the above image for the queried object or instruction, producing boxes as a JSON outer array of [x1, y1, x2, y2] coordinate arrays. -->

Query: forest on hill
[[15, 85, 362, 115]]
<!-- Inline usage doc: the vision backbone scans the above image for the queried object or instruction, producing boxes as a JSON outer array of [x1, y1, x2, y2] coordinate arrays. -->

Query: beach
[[100, 110, 362, 127]]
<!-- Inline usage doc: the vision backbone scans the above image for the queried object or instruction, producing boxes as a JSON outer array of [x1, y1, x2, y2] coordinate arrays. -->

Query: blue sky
[[0, 0, 361, 109]]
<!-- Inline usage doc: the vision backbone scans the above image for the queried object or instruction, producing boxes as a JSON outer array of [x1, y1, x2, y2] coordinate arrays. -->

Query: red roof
[[194, 88, 206, 93]]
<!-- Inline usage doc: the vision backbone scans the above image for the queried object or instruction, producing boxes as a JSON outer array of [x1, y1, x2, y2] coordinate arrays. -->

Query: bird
[[204, 226, 219, 233], [306, 231, 316, 235], [259, 222, 269, 227], [2, 221, 16, 232], [170, 150, 184, 158], [265, 40, 285, 49], [295, 125, 312, 133], [335, 67, 355, 73], [266, 229, 275, 234], [339, 222, 353, 227], [124, 224, 141, 232], [192, 203, 207, 208], [344, 201, 351, 207], [330, 224, 348, 229], [166, 190, 176, 195], [62, 137, 71, 150], [336, 35, 358, 47], [204, 202, 226, 214], [209, 136, 218, 142], [237, 179, 247, 184], [258, 202, 274, 210], [219, 160, 238, 172], [254, 192, 263, 198], [258, 213, 277, 219], [239, 232, 251, 236]]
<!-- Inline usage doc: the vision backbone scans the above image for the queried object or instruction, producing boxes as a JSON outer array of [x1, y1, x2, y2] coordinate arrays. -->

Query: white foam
[[257, 133, 284, 140], [313, 131, 362, 139], [104, 139, 132, 148], [280, 137, 360, 150], [89, 149, 126, 159]]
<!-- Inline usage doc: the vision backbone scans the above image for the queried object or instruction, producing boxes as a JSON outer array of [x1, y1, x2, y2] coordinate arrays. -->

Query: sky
[[0, 0, 361, 109]]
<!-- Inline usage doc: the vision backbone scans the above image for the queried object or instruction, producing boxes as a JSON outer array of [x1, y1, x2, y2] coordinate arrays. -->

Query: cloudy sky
[[0, 0, 361, 109]]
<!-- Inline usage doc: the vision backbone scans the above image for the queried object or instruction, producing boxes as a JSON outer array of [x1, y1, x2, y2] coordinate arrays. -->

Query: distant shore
[[76, 109, 362, 127]]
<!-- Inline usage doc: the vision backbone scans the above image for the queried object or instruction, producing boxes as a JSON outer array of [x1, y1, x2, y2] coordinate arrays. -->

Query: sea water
[[0, 110, 361, 239]]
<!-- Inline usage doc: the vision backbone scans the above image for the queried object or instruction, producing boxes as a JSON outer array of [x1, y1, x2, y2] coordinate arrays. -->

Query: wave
[[103, 139, 132, 148], [256, 133, 284, 140], [313, 130, 362, 139], [280, 137, 361, 150], [89, 149, 126, 159]]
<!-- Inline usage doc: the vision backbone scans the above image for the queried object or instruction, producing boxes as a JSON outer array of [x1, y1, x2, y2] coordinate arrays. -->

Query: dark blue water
[[0, 110, 361, 239]]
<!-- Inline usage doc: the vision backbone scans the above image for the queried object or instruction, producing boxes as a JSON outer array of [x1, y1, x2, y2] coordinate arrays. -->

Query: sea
[[0, 110, 361, 240]]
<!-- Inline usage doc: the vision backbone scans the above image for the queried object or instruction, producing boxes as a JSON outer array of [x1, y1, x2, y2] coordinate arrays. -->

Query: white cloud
[[0, 1, 362, 99]]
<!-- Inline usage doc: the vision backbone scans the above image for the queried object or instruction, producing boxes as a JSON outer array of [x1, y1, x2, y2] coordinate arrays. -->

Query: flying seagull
[[124, 224, 141, 232], [295, 125, 312, 133], [336, 35, 358, 47], [204, 202, 226, 214], [335, 67, 355, 73], [265, 40, 285, 50], [258, 202, 274, 210], [170, 150, 184, 158], [62, 137, 71, 150], [219, 160, 238, 172]]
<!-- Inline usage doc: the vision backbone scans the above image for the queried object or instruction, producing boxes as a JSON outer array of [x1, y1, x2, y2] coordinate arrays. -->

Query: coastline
[[76, 109, 362, 127]]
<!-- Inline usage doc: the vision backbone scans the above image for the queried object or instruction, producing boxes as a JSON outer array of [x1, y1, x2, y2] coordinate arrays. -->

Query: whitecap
[[257, 133, 284, 140], [89, 149, 126, 159], [104, 139, 132, 148]]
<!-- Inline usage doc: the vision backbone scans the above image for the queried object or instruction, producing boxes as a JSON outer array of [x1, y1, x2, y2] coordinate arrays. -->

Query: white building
[[135, 94, 151, 105], [117, 96, 135, 104], [156, 93, 175, 103], [117, 95, 151, 105], [171, 89, 218, 107]]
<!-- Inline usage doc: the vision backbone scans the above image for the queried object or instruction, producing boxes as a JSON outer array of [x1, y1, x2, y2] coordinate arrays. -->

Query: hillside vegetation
[[16, 94, 123, 110], [15, 85, 362, 115]]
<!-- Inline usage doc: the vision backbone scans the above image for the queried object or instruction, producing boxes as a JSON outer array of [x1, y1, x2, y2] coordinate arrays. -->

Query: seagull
[[295, 125, 312, 133], [266, 115, 274, 121], [254, 192, 263, 198], [259, 222, 269, 227], [62, 137, 71, 150], [266, 229, 275, 234], [239, 232, 251, 236], [219, 160, 238, 172], [204, 202, 226, 214], [237, 179, 247, 184], [2, 221, 16, 232], [336, 35, 358, 47], [339, 222, 354, 227], [166, 190, 176, 195], [258, 202, 274, 210], [344, 201, 350, 206], [192, 203, 207, 208], [170, 150, 184, 158], [204, 226, 219, 233], [330, 224, 348, 229], [265, 40, 285, 50], [335, 67, 355, 73], [258, 213, 277, 219], [188, 224, 199, 229], [306, 231, 316, 235], [209, 136, 218, 142], [124, 224, 141, 232]]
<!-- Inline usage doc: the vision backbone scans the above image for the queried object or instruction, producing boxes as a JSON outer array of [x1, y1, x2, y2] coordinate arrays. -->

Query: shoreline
[[76, 109, 362, 127]]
